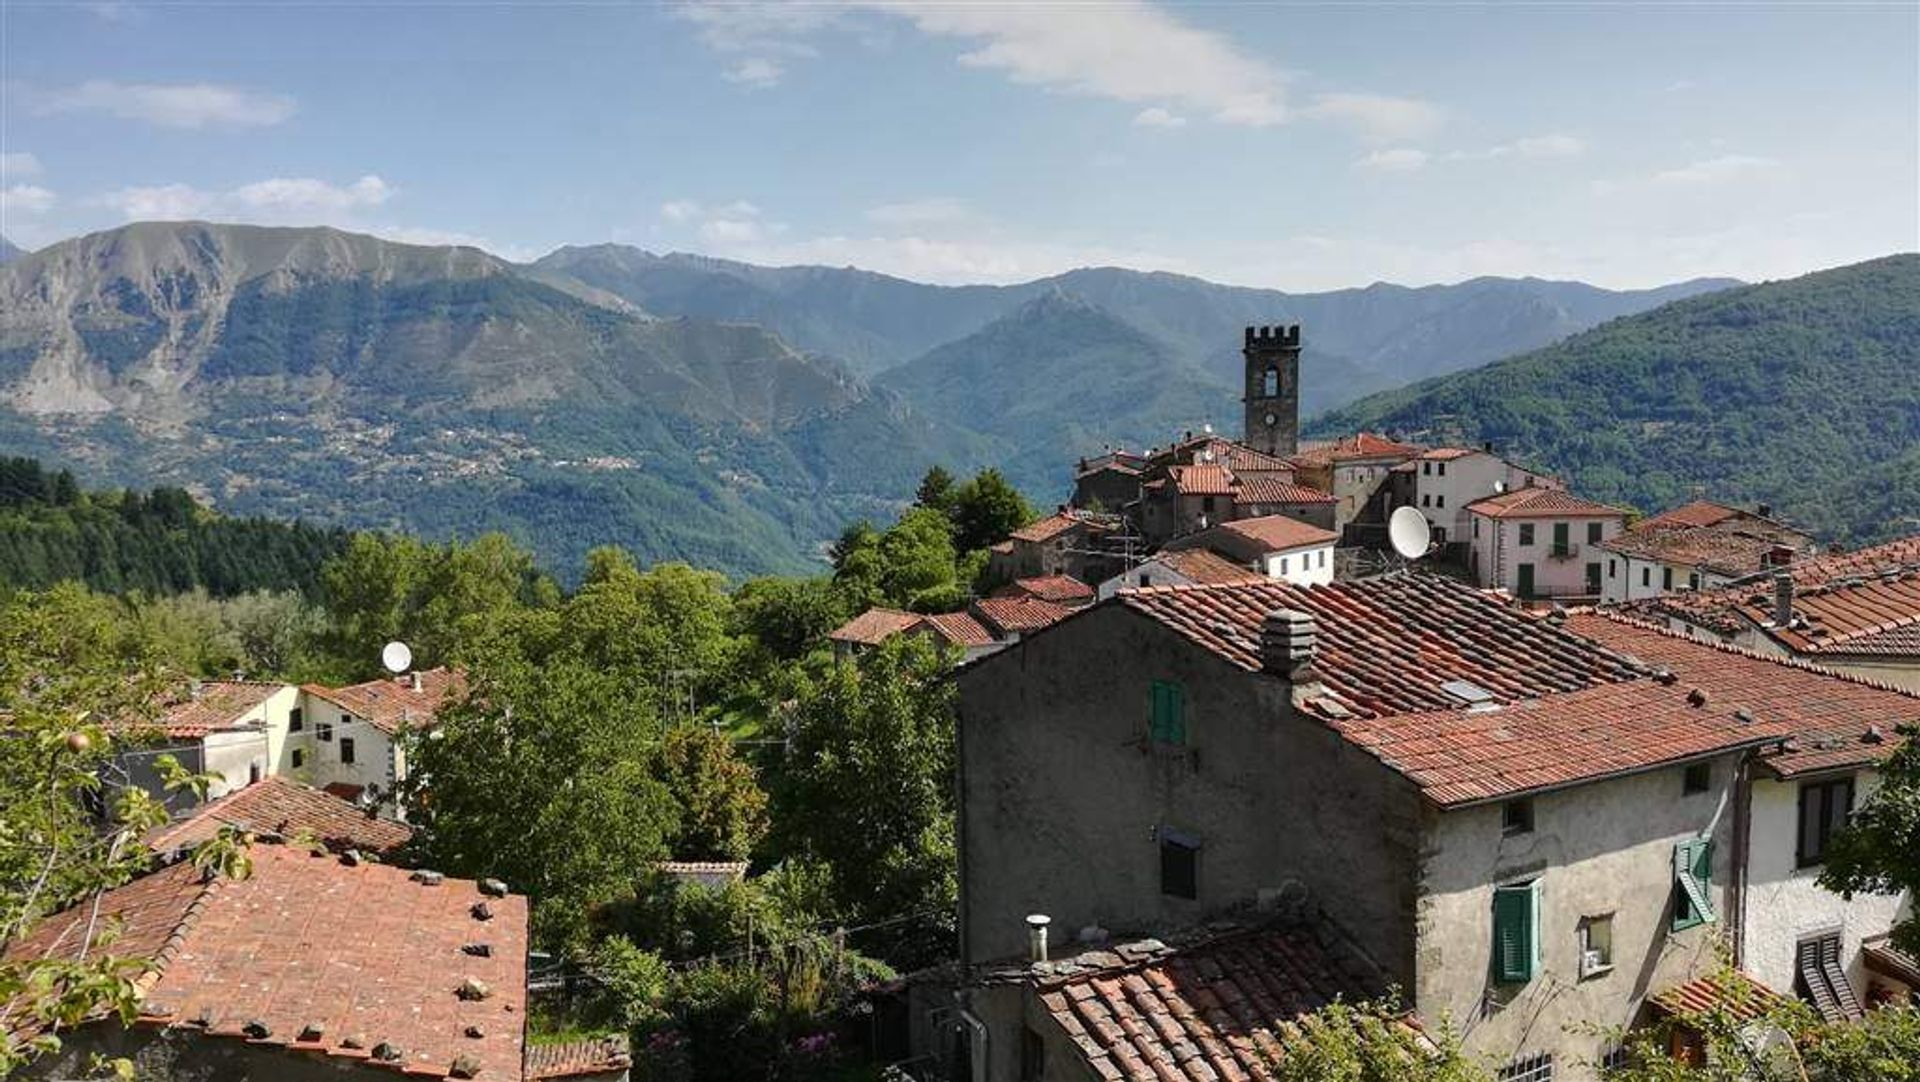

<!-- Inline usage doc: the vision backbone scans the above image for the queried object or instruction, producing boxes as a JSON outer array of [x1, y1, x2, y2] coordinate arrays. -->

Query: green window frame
[[1492, 880, 1541, 983], [1150, 680, 1187, 745], [1673, 838, 1715, 931]]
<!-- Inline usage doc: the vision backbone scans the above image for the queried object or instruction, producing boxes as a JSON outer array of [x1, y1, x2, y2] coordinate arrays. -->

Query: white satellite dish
[[380, 641, 414, 674], [1388, 506, 1433, 561]]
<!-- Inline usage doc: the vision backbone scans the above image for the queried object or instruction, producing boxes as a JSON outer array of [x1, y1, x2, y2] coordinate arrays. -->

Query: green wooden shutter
[[1673, 839, 1715, 930], [1150, 680, 1186, 745], [1492, 882, 1539, 983]]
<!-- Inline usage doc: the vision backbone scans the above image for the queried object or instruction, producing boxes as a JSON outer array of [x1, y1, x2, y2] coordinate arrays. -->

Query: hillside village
[[4, 310, 1915, 1082]]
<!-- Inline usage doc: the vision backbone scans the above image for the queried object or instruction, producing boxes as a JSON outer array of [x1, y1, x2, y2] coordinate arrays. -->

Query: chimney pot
[[1026, 913, 1052, 963], [1260, 609, 1317, 677]]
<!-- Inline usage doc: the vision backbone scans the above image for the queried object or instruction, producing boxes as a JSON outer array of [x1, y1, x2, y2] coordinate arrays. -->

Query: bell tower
[[1243, 324, 1301, 458]]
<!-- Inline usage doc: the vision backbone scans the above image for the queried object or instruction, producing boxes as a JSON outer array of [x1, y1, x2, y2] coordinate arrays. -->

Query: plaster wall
[[1257, 544, 1334, 586], [291, 693, 399, 801], [1416, 756, 1740, 1076], [1408, 452, 1548, 544], [1471, 515, 1622, 599], [956, 605, 1423, 980], [201, 729, 270, 799], [1743, 771, 1912, 999]]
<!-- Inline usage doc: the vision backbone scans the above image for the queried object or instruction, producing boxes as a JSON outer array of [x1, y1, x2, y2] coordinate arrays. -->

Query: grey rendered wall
[[956, 604, 1423, 981]]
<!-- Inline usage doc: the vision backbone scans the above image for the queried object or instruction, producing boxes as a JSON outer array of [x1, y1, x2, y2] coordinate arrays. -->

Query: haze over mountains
[[0, 219, 1791, 575]]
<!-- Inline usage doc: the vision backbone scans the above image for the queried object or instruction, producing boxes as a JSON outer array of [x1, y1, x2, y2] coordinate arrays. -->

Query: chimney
[[410, 671, 423, 692], [1261, 608, 1317, 678], [1773, 572, 1794, 627], [1757, 502, 1772, 518], [1025, 914, 1051, 963], [189, 680, 204, 701], [1768, 544, 1796, 568]]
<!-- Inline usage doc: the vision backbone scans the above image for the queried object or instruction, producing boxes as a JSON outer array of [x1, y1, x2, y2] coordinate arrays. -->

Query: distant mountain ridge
[[1313, 254, 1920, 545]]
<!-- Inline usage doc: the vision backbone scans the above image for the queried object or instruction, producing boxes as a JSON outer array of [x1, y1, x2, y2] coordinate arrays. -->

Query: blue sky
[[3, 1, 1915, 289]]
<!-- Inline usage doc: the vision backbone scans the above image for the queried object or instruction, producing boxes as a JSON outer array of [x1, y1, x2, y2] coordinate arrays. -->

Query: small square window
[[1499, 1051, 1554, 1081], [1580, 914, 1614, 978], [1422, 493, 1431, 507], [291, 748, 305, 769], [317, 719, 334, 742], [1519, 523, 1536, 546], [1601, 1044, 1631, 1072], [1436, 494, 1444, 507], [289, 707, 304, 733], [340, 737, 356, 765], [1587, 522, 1603, 544], [1160, 833, 1199, 900], [1684, 762, 1711, 795], [1503, 798, 1535, 837]]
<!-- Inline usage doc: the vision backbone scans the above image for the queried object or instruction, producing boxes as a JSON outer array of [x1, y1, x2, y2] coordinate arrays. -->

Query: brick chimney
[[1261, 608, 1317, 679]]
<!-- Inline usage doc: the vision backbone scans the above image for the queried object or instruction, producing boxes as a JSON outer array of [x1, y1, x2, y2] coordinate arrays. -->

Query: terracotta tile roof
[[653, 861, 749, 890], [828, 608, 923, 645], [1630, 534, 1920, 637], [1466, 486, 1626, 519], [1217, 515, 1339, 554], [302, 668, 465, 736], [6, 844, 529, 1079], [924, 611, 1000, 648], [1151, 549, 1268, 587], [1640, 500, 1747, 531], [972, 596, 1077, 636], [1117, 575, 1640, 720], [1329, 676, 1796, 806], [145, 776, 413, 858], [1289, 432, 1421, 468], [1762, 568, 1920, 657], [1030, 922, 1392, 1082], [1418, 447, 1480, 462], [1167, 463, 1236, 497], [1650, 971, 1787, 1024], [1863, 936, 1920, 989], [1600, 524, 1787, 578], [1564, 610, 1914, 778], [526, 1036, 633, 1079], [1011, 512, 1086, 543], [1233, 477, 1334, 505], [1785, 534, 1920, 587], [140, 681, 284, 739], [999, 575, 1096, 604]]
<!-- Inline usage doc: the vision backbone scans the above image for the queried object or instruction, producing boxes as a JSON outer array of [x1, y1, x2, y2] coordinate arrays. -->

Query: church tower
[[1243, 324, 1301, 458]]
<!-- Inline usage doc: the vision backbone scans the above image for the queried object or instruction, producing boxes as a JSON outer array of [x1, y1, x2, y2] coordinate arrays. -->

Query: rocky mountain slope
[[1314, 255, 1920, 544]]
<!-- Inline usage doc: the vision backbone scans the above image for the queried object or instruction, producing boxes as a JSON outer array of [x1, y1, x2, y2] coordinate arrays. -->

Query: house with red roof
[[1598, 498, 1817, 605], [295, 667, 465, 809], [108, 680, 304, 812], [1094, 546, 1267, 599], [1466, 483, 1630, 600], [946, 572, 1915, 1078], [827, 606, 1001, 663], [1162, 513, 1339, 586], [144, 775, 415, 860], [1399, 446, 1559, 550], [1287, 431, 1422, 532]]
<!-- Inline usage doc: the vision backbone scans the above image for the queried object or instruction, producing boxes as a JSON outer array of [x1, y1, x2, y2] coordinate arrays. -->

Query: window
[[1580, 914, 1614, 978], [1149, 680, 1186, 745], [1160, 832, 1199, 899], [1519, 523, 1535, 546], [340, 737, 356, 765], [1423, 461, 1432, 476], [1318, 549, 1327, 568], [1020, 1026, 1046, 1081], [1642, 567, 1651, 588], [1202, 496, 1216, 515], [1608, 558, 1617, 579], [1797, 777, 1854, 867], [292, 748, 305, 769], [317, 719, 334, 742], [1517, 563, 1536, 599], [248, 760, 263, 785], [1684, 762, 1712, 794], [1688, 572, 1701, 590], [1672, 837, 1716, 931], [1422, 494, 1431, 507], [1499, 1052, 1554, 1082], [1262, 367, 1279, 397], [1601, 1044, 1631, 1072], [1587, 522, 1603, 544], [1491, 881, 1541, 983], [1438, 462, 1447, 477], [1795, 933, 1863, 1021], [1552, 522, 1570, 555], [1662, 567, 1674, 590], [1503, 798, 1535, 836], [1473, 519, 1480, 538], [1436, 494, 1445, 507], [289, 707, 304, 733], [1585, 562, 1602, 594]]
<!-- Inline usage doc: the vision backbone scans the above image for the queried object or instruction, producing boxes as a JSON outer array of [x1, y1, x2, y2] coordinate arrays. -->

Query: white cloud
[[723, 58, 785, 88], [1651, 155, 1783, 186], [660, 199, 703, 222], [701, 217, 765, 243], [97, 174, 393, 222], [1354, 148, 1429, 173], [1502, 133, 1585, 159], [1302, 92, 1445, 142], [865, 197, 970, 226], [1133, 107, 1188, 129], [36, 80, 295, 129], [714, 200, 761, 218], [0, 152, 43, 179], [2, 184, 57, 215]]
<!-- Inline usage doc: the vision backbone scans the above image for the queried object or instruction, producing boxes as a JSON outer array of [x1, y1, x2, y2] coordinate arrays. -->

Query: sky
[[2, 1, 1916, 290]]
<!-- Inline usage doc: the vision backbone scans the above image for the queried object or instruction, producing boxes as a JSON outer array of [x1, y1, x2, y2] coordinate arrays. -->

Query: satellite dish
[[380, 641, 413, 674], [1389, 506, 1433, 560]]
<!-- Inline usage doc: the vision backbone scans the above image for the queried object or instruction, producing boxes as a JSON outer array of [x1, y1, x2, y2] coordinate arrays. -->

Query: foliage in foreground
[[1821, 726, 1920, 960]]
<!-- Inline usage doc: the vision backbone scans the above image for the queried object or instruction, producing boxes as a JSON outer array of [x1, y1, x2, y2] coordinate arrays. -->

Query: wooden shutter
[[1151, 680, 1186, 745], [1673, 839, 1715, 930], [1492, 882, 1538, 983]]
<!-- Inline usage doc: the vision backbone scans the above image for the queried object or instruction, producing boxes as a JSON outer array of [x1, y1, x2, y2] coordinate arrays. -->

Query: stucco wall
[[956, 605, 1424, 980], [1471, 515, 1622, 599], [201, 729, 270, 799], [1743, 770, 1912, 999], [1417, 756, 1740, 1074], [1258, 544, 1334, 586], [293, 693, 398, 799]]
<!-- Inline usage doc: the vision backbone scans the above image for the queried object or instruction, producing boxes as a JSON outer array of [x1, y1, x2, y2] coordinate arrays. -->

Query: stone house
[[1287, 432, 1423, 533], [986, 510, 1127, 586], [1625, 534, 1920, 692], [1466, 485, 1629, 600], [295, 667, 465, 809], [949, 574, 1911, 1078], [110, 681, 303, 812], [828, 607, 1001, 664]]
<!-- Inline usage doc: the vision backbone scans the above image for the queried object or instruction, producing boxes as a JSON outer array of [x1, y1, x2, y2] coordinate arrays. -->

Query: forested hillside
[[1314, 255, 1920, 543], [0, 457, 351, 597]]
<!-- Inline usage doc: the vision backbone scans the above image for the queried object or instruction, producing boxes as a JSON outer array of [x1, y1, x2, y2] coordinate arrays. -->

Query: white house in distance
[[1573, 612, 1917, 1016], [115, 681, 303, 809], [295, 667, 465, 806], [1466, 484, 1629, 600], [1405, 446, 1557, 548], [1162, 513, 1339, 586], [1095, 546, 1265, 599], [1598, 499, 1818, 605]]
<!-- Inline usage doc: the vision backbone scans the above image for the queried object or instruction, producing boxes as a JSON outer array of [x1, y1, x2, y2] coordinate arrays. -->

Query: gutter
[[1433, 735, 1787, 811], [1731, 749, 1754, 967]]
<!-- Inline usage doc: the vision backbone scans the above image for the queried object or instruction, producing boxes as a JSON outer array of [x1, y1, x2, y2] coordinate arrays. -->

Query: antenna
[[1388, 506, 1433, 561], [380, 641, 413, 675]]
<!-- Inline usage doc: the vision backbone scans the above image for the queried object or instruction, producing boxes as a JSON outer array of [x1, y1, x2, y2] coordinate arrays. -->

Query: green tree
[[657, 725, 770, 862], [947, 468, 1034, 555], [730, 576, 850, 663], [772, 635, 957, 967], [560, 552, 741, 717], [318, 533, 431, 676], [400, 652, 679, 949], [914, 466, 956, 513], [1820, 728, 1920, 958], [1268, 998, 1484, 1082]]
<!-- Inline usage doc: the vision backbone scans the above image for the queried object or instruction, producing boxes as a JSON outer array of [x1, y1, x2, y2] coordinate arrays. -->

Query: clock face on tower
[[1263, 412, 1278, 427]]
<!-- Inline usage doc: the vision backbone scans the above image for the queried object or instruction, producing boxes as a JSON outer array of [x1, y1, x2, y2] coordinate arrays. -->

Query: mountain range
[[0, 221, 1753, 575], [1315, 254, 1920, 544]]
